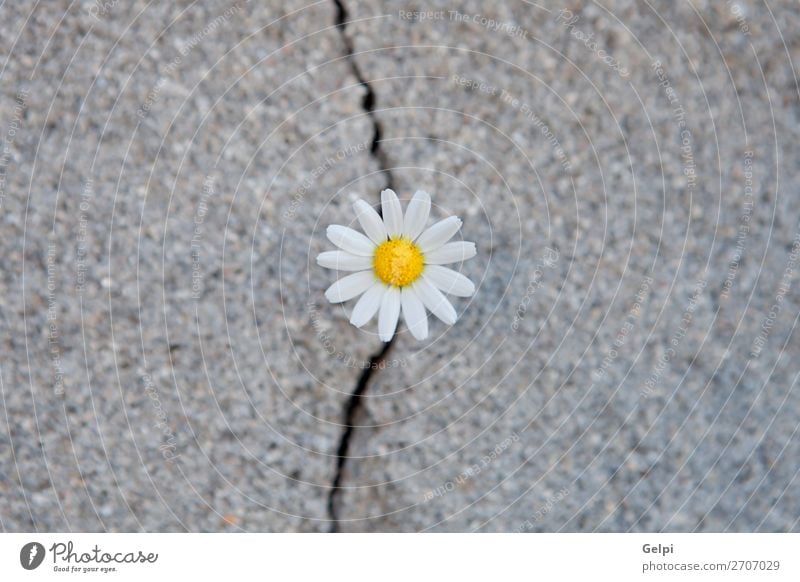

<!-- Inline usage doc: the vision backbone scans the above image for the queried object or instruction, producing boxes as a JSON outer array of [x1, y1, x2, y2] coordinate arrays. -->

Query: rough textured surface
[[1, 0, 800, 532]]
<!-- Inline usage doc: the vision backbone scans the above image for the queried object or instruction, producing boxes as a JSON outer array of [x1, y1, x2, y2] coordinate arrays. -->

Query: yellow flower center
[[373, 238, 424, 287]]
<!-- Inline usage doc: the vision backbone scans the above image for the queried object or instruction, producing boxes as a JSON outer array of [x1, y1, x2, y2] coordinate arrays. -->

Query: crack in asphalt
[[327, 341, 394, 532], [326, 0, 396, 533], [331, 0, 394, 189]]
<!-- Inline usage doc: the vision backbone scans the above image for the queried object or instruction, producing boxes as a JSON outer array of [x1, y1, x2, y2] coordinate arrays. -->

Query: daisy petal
[[403, 190, 431, 241], [324, 271, 376, 303], [424, 265, 476, 297], [424, 241, 477, 265], [416, 216, 463, 252], [381, 189, 403, 239], [353, 199, 388, 245], [401, 287, 429, 340], [326, 225, 375, 256], [317, 251, 373, 271], [414, 276, 457, 325], [350, 283, 386, 327], [378, 286, 401, 342]]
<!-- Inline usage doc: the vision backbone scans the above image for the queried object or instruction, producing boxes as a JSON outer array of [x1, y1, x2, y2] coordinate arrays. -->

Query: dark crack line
[[332, 0, 394, 190], [327, 341, 394, 532], [327, 0, 397, 533]]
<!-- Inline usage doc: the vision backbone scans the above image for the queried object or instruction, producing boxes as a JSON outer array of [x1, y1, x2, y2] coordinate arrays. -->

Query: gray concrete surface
[[1, 0, 799, 532]]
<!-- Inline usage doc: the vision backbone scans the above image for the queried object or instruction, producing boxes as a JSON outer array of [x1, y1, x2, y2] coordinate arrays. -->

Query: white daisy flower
[[317, 189, 477, 342]]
